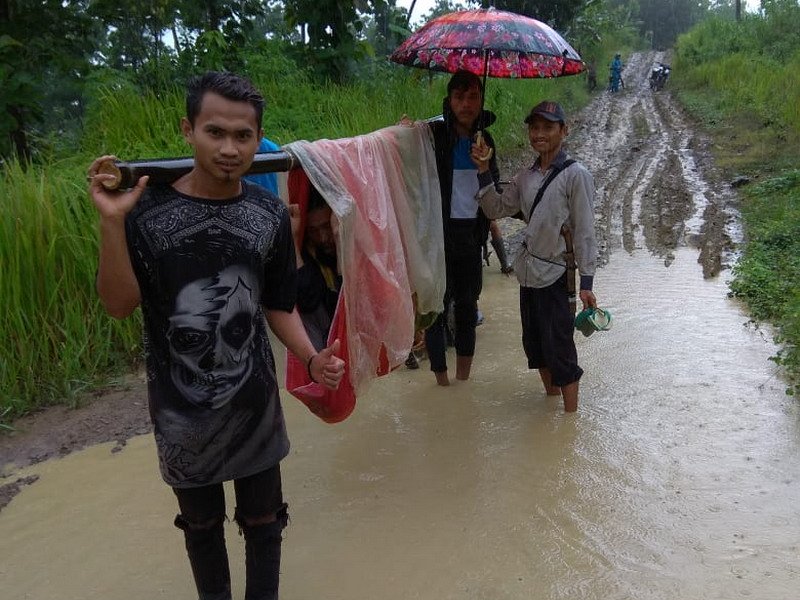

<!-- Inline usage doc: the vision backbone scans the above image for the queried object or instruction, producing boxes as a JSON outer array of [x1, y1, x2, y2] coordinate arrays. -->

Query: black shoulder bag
[[526, 159, 579, 314]]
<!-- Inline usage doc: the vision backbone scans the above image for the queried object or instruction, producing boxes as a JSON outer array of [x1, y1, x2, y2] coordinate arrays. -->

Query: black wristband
[[307, 353, 318, 383]]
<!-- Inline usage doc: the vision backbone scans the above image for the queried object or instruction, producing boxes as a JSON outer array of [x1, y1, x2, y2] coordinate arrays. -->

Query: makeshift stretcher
[[284, 122, 445, 422], [95, 122, 445, 424]]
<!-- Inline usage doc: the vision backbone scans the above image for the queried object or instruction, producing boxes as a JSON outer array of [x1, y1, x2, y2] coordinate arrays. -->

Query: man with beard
[[290, 186, 343, 351]]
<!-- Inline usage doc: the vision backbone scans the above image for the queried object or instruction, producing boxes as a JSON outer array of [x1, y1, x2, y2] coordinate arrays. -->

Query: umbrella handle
[[473, 131, 493, 161], [480, 50, 489, 130]]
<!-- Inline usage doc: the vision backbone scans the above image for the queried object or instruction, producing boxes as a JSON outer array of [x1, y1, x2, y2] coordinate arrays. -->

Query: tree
[[283, 0, 375, 80], [490, 0, 587, 28], [636, 0, 710, 49], [88, 0, 177, 78], [0, 0, 100, 162], [88, 0, 270, 90], [368, 0, 411, 55]]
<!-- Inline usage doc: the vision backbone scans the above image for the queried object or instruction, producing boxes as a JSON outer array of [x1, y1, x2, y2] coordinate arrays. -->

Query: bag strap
[[527, 159, 576, 222], [561, 224, 578, 314]]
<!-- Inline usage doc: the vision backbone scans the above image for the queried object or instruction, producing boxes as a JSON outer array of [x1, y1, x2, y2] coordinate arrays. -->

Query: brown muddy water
[[2, 52, 799, 599]]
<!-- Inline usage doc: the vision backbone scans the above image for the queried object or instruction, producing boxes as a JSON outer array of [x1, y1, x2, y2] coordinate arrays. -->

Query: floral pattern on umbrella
[[390, 8, 584, 78]]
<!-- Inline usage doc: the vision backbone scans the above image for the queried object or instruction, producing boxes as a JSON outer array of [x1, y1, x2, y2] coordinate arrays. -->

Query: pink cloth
[[284, 123, 444, 422]]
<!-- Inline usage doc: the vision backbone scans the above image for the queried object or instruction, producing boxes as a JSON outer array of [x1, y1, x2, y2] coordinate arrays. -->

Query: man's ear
[[180, 117, 193, 145]]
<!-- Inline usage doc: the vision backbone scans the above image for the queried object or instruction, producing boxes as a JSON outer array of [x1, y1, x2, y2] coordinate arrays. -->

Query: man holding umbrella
[[472, 101, 598, 413], [389, 7, 588, 386], [423, 69, 502, 386]]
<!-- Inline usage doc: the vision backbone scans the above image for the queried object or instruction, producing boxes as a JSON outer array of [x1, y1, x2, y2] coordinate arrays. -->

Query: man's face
[[181, 91, 262, 184], [306, 205, 336, 259], [527, 115, 567, 158], [448, 84, 482, 133]]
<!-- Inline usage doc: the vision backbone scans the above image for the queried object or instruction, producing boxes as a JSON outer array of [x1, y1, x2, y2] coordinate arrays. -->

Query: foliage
[[568, 0, 641, 68], [0, 159, 142, 418], [490, 0, 587, 28], [282, 0, 372, 81], [673, 9, 800, 139], [0, 0, 100, 161], [729, 171, 800, 395]]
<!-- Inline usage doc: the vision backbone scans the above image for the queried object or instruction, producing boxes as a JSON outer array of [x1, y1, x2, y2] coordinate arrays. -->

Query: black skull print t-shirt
[[125, 182, 296, 488]]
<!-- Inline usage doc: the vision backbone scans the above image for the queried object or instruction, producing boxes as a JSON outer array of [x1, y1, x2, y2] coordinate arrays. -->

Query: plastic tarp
[[284, 122, 445, 422]]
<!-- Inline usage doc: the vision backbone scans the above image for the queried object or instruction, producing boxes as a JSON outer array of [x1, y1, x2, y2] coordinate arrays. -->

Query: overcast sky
[[395, 0, 763, 28]]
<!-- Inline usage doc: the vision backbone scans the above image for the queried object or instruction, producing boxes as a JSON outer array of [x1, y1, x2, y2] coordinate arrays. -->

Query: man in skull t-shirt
[[126, 181, 295, 486], [87, 71, 344, 600]]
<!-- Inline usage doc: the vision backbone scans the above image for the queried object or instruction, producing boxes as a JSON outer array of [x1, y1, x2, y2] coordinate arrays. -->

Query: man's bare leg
[[539, 368, 578, 412], [538, 368, 561, 396], [456, 355, 473, 380], [434, 370, 450, 386], [561, 381, 579, 413]]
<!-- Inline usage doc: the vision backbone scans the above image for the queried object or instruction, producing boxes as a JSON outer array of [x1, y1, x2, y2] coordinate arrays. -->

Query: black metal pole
[[98, 150, 298, 190]]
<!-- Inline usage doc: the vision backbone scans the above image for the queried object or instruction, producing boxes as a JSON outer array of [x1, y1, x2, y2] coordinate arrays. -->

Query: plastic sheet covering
[[284, 122, 444, 421]]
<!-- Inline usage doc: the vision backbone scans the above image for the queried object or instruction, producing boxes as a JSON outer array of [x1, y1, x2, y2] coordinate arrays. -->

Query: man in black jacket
[[290, 186, 342, 352], [425, 69, 501, 385]]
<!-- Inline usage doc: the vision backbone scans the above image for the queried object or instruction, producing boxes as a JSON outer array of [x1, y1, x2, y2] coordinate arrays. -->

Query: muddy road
[[502, 50, 739, 279], [2, 51, 799, 600]]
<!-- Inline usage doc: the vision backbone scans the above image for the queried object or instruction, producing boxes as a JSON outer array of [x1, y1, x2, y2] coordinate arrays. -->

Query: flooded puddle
[[2, 246, 798, 600]]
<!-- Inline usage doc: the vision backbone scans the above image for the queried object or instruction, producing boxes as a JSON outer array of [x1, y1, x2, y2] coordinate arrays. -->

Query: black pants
[[426, 249, 483, 372], [520, 274, 583, 387], [173, 464, 287, 600]]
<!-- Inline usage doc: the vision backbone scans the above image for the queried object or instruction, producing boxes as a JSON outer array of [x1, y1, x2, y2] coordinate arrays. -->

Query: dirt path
[[495, 50, 739, 284], [566, 50, 739, 278], [0, 50, 742, 512]]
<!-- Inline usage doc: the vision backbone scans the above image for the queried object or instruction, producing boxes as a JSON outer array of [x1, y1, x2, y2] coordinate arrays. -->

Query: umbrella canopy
[[389, 8, 584, 79]]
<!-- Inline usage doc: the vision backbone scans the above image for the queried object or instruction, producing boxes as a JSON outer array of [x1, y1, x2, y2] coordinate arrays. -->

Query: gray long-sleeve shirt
[[477, 151, 597, 290]]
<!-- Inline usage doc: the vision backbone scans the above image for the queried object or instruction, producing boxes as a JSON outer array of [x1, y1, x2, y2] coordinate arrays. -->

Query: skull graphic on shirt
[[167, 265, 258, 408]]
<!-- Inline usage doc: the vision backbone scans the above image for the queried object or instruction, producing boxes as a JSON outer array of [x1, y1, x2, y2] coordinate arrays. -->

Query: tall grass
[[729, 171, 800, 394], [1, 66, 588, 424], [673, 11, 800, 137], [0, 161, 141, 417]]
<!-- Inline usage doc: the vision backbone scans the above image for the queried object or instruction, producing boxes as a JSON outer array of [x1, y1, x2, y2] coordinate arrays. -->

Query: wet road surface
[[2, 51, 799, 600]]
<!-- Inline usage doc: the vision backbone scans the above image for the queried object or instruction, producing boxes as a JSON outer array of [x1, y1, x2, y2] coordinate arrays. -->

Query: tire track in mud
[[564, 51, 740, 277]]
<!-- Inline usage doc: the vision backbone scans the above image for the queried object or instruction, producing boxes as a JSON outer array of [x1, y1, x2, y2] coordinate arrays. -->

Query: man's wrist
[[477, 170, 494, 188], [100, 214, 127, 229], [306, 353, 318, 382]]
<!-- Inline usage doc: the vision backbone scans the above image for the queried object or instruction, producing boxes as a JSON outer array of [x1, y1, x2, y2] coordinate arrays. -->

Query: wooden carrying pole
[[98, 150, 298, 190]]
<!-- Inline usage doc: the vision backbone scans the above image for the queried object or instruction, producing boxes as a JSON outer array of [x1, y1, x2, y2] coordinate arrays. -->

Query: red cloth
[[284, 124, 444, 424], [285, 169, 388, 424]]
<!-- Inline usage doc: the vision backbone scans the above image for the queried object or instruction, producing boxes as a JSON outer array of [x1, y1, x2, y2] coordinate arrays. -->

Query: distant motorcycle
[[649, 62, 671, 91]]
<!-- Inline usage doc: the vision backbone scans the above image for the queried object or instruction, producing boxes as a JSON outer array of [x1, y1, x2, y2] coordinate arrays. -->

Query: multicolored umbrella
[[389, 7, 584, 80]]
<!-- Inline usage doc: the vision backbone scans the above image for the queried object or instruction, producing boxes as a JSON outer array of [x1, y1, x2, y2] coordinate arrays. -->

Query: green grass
[[0, 160, 142, 420], [728, 171, 800, 394], [1, 67, 590, 427]]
